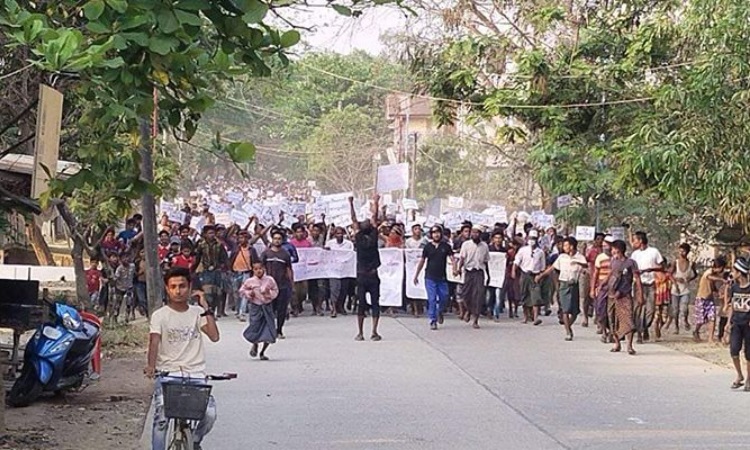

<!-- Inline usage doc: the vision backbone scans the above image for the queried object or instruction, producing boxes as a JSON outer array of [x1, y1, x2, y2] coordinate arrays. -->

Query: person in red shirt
[[157, 230, 171, 261], [85, 258, 102, 311], [172, 244, 195, 272]]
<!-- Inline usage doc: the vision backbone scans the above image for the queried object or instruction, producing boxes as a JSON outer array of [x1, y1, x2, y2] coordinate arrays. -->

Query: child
[[85, 258, 101, 312], [239, 261, 279, 361], [172, 244, 195, 271], [113, 253, 136, 322]]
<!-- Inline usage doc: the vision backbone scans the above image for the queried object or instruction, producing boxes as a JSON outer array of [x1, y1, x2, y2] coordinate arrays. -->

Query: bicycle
[[157, 372, 237, 450]]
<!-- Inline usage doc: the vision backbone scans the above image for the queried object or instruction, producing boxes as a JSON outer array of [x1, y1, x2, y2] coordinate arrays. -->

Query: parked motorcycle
[[7, 302, 101, 407]]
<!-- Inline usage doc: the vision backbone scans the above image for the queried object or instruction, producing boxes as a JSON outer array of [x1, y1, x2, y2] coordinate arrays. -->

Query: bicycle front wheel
[[166, 420, 194, 450]]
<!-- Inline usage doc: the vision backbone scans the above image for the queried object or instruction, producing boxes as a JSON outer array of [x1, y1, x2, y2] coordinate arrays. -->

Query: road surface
[[144, 313, 750, 449]]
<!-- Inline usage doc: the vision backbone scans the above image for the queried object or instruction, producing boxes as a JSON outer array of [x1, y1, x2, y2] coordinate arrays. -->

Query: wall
[[0, 264, 75, 282]]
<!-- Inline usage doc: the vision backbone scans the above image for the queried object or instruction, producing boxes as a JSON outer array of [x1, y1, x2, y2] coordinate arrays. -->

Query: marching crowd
[[87, 185, 750, 390]]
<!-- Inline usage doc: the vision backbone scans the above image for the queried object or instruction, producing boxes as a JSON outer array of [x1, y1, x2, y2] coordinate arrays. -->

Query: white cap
[[528, 230, 539, 238], [604, 235, 615, 243]]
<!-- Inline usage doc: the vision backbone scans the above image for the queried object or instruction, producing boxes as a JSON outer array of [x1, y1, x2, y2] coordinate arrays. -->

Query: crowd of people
[[132, 184, 750, 450], [84, 181, 750, 390]]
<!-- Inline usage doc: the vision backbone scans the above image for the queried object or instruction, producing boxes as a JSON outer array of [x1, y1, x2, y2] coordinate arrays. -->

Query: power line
[[300, 62, 655, 109]]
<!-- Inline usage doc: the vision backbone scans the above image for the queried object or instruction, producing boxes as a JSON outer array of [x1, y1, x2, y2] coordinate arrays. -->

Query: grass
[[100, 318, 149, 357]]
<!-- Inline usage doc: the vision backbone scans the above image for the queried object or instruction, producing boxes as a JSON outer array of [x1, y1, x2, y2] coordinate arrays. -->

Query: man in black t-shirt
[[414, 225, 455, 330], [261, 229, 293, 339], [350, 194, 383, 341], [728, 257, 750, 390]]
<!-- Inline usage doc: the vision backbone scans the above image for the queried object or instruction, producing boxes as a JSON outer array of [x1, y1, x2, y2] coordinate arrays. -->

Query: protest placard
[[376, 163, 409, 193], [376, 248, 404, 306], [404, 249, 427, 299], [230, 209, 250, 225], [575, 226, 596, 241], [167, 210, 186, 224], [402, 198, 418, 210], [488, 253, 507, 288], [609, 227, 626, 241], [447, 196, 464, 209], [557, 194, 573, 208], [190, 216, 206, 231]]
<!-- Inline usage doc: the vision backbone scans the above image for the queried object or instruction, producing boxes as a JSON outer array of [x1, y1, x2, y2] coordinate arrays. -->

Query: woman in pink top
[[240, 262, 280, 360]]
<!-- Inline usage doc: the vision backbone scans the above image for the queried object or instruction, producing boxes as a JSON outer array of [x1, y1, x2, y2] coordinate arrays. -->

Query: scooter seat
[[72, 320, 100, 340]]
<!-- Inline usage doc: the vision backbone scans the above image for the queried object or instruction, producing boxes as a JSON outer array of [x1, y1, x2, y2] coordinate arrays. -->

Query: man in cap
[[456, 225, 491, 329], [513, 229, 546, 325], [414, 225, 456, 330]]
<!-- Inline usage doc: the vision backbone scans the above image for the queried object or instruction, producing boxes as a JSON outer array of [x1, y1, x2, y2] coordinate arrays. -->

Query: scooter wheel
[[8, 365, 43, 407]]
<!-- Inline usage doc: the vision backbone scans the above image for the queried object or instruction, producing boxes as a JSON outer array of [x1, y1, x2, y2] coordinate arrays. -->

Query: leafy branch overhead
[[403, 0, 750, 229]]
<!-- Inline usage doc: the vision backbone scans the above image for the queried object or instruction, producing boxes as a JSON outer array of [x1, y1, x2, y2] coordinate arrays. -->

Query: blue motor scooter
[[8, 302, 100, 407]]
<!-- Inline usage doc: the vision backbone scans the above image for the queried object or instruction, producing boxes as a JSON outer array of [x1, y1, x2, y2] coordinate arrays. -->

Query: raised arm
[[349, 196, 359, 232]]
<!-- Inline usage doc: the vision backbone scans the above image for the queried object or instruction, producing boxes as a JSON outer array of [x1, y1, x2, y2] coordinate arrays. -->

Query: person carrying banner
[[349, 194, 383, 341], [414, 225, 456, 330]]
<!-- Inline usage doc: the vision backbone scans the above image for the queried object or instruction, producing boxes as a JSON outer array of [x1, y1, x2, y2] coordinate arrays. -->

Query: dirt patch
[[657, 329, 733, 369], [2, 350, 150, 450]]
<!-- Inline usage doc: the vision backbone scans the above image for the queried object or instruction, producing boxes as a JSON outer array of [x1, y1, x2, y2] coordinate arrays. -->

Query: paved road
[[151, 313, 750, 450]]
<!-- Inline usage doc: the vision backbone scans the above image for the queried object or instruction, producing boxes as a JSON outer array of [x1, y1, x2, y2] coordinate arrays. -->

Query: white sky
[[291, 7, 409, 55]]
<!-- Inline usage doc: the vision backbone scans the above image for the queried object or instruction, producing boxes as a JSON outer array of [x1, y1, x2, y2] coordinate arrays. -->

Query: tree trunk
[[26, 220, 56, 266], [71, 237, 90, 309], [139, 119, 163, 314]]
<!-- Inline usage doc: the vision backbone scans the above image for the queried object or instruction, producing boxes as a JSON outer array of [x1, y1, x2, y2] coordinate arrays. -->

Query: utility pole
[[409, 132, 418, 199], [139, 118, 162, 314]]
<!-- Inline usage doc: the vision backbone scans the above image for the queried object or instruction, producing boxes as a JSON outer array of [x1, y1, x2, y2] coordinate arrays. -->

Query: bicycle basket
[[162, 382, 212, 420]]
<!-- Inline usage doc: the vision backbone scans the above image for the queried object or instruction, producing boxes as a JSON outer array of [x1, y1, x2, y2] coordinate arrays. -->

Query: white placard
[[311, 189, 321, 198], [447, 196, 464, 209], [159, 200, 176, 213], [537, 214, 555, 230], [446, 256, 463, 284], [381, 193, 393, 206], [402, 198, 418, 210], [575, 226, 596, 241], [307, 180, 316, 188], [557, 194, 573, 209], [214, 212, 231, 225], [488, 253, 507, 288], [231, 209, 250, 225], [376, 162, 410, 193], [609, 227, 626, 241], [292, 248, 357, 281], [167, 210, 186, 224], [376, 248, 404, 306], [190, 216, 206, 231], [404, 249, 427, 299]]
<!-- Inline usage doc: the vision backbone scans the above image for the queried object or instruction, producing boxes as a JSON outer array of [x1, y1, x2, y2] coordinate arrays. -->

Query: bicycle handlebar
[[154, 371, 237, 380]]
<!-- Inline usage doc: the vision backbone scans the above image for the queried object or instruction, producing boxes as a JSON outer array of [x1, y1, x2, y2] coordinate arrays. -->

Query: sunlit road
[[148, 312, 750, 449]]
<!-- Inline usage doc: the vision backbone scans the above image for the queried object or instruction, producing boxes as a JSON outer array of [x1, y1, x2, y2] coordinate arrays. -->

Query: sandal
[[627, 349, 637, 355], [610, 347, 621, 353], [371, 334, 382, 341], [731, 380, 744, 389], [354, 334, 365, 341], [259, 355, 269, 361]]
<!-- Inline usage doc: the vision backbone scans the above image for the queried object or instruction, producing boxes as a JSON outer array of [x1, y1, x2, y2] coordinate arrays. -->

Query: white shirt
[[630, 246, 664, 285], [460, 239, 490, 271], [553, 253, 587, 283], [327, 239, 354, 251], [514, 245, 546, 273], [405, 236, 427, 249], [149, 305, 208, 375]]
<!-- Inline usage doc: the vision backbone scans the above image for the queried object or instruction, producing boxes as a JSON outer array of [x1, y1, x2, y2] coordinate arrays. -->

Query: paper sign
[[190, 216, 206, 231], [402, 198, 418, 210], [231, 209, 250, 225], [488, 253, 507, 288], [537, 214, 555, 229], [311, 189, 321, 198], [446, 256, 463, 284], [167, 210, 186, 224], [609, 227, 626, 241], [307, 180, 316, 188], [575, 226, 596, 241], [447, 196, 464, 209], [376, 248, 404, 306], [382, 193, 393, 206], [557, 194, 573, 209], [214, 213, 231, 226], [376, 162, 410, 193], [159, 200, 176, 213], [404, 249, 427, 299]]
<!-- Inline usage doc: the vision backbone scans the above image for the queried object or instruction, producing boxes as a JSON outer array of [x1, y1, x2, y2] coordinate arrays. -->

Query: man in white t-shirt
[[630, 231, 664, 343], [145, 267, 220, 450]]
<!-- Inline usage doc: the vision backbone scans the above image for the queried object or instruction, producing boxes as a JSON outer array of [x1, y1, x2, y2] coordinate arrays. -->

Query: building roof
[[0, 153, 80, 179], [386, 95, 432, 119]]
